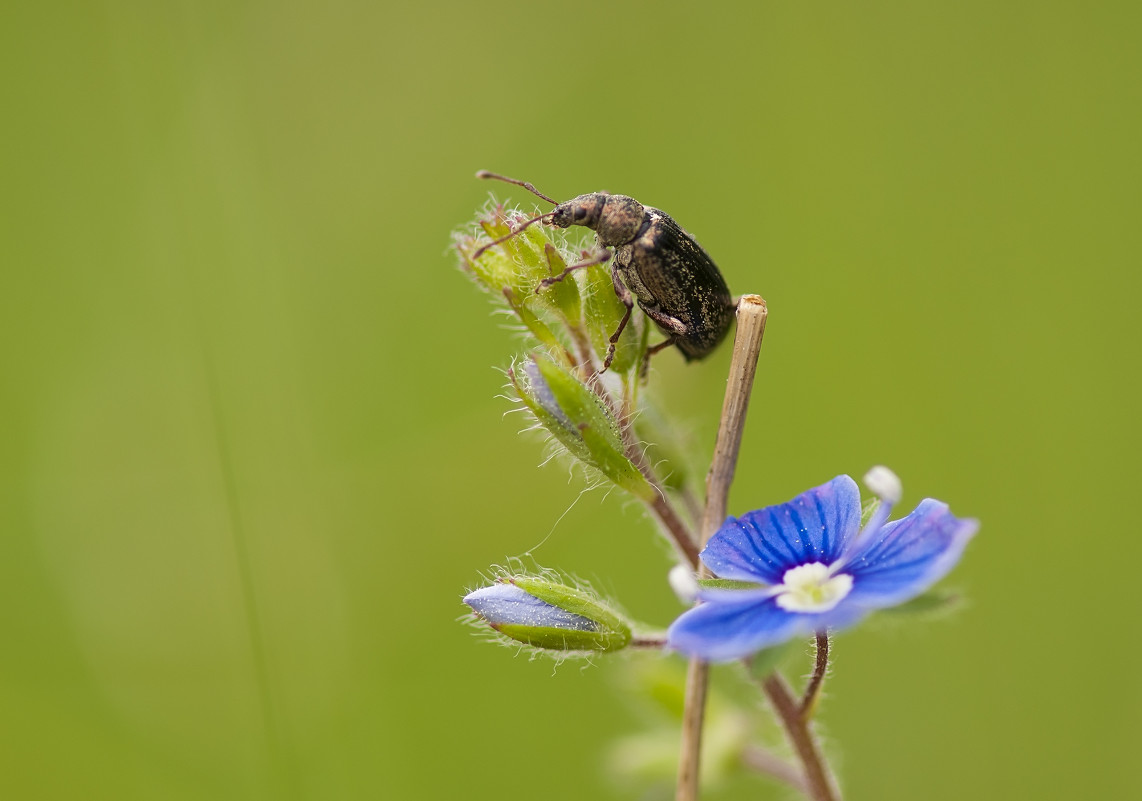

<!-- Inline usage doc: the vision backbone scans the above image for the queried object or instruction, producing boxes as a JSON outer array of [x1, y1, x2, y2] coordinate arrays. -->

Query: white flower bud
[[668, 564, 699, 605], [863, 465, 902, 505]]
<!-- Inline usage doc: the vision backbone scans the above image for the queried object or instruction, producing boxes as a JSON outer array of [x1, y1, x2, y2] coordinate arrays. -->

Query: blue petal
[[463, 584, 597, 631], [667, 596, 815, 663], [701, 475, 862, 584], [841, 499, 978, 608]]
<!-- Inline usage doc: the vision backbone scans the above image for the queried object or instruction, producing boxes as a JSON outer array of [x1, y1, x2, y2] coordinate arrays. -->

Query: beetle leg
[[602, 270, 635, 372], [637, 335, 678, 379], [535, 247, 612, 292], [644, 309, 688, 336], [646, 335, 679, 358], [602, 306, 633, 372]]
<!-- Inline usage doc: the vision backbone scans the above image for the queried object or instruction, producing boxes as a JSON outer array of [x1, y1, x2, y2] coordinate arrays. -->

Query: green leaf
[[697, 579, 767, 591], [494, 623, 628, 652]]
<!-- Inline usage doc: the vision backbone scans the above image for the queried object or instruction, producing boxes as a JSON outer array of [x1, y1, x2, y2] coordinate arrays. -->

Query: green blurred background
[[3, 1, 1139, 798]]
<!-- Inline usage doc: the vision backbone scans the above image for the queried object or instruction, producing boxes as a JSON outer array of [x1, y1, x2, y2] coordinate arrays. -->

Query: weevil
[[473, 171, 735, 371]]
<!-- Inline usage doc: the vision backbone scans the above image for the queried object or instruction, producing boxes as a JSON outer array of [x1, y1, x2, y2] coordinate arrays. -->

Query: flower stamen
[[774, 563, 854, 613]]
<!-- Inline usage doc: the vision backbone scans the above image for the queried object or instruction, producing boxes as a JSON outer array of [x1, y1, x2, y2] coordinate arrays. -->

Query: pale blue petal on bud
[[463, 577, 632, 653], [464, 583, 596, 632]]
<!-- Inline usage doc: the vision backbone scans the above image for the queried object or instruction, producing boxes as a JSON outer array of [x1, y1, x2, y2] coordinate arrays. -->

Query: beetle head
[[550, 193, 609, 231]]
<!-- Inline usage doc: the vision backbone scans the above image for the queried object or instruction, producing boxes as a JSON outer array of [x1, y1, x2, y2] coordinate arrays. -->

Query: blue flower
[[667, 472, 978, 662]]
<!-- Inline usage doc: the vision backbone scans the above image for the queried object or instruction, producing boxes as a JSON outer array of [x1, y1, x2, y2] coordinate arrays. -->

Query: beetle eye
[[573, 207, 588, 221]]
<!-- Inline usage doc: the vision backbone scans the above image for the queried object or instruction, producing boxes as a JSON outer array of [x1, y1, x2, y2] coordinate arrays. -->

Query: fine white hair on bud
[[863, 465, 903, 505], [668, 564, 699, 605]]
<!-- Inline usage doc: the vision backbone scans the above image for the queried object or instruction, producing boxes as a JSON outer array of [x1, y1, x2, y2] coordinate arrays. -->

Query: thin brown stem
[[676, 295, 768, 801], [629, 635, 668, 648], [677, 658, 711, 799], [761, 673, 839, 801], [800, 633, 831, 719]]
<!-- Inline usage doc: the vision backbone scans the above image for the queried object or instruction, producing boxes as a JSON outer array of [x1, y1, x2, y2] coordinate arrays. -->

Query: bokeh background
[[4, 1, 1140, 799]]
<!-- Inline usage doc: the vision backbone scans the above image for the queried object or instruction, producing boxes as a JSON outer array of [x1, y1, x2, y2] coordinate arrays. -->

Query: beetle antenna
[[471, 211, 555, 259], [476, 170, 559, 205]]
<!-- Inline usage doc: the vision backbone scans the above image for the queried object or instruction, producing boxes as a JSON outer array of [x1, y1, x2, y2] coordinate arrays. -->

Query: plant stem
[[800, 633, 831, 718], [761, 673, 839, 801], [629, 635, 668, 648], [676, 657, 711, 801], [676, 295, 768, 801]]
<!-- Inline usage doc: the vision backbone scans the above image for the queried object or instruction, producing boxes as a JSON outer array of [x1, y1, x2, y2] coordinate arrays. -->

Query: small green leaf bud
[[454, 206, 522, 295], [463, 577, 632, 653], [457, 206, 582, 318], [511, 356, 654, 500]]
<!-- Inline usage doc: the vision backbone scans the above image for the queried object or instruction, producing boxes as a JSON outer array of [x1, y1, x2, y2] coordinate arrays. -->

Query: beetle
[[473, 171, 735, 371]]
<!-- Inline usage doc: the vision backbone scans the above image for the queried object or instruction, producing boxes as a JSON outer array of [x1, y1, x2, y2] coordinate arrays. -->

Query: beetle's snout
[[551, 194, 607, 231], [549, 204, 573, 229]]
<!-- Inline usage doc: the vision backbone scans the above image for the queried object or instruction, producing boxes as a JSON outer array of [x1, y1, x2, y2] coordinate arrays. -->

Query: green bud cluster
[[454, 202, 696, 509], [454, 203, 645, 378]]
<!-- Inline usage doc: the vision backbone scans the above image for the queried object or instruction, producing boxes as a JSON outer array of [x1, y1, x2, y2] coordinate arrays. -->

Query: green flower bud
[[457, 206, 582, 319], [488, 211, 547, 282], [463, 577, 632, 653], [454, 206, 521, 295], [511, 355, 654, 500]]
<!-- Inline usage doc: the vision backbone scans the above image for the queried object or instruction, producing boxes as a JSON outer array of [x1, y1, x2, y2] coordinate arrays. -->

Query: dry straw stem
[[676, 295, 768, 801]]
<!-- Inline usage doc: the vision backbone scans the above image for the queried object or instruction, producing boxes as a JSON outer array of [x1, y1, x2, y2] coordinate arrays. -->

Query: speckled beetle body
[[549, 192, 735, 362], [476, 172, 735, 368]]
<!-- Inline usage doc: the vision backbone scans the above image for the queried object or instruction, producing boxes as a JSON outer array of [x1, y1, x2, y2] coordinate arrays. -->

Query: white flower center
[[774, 562, 853, 613]]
